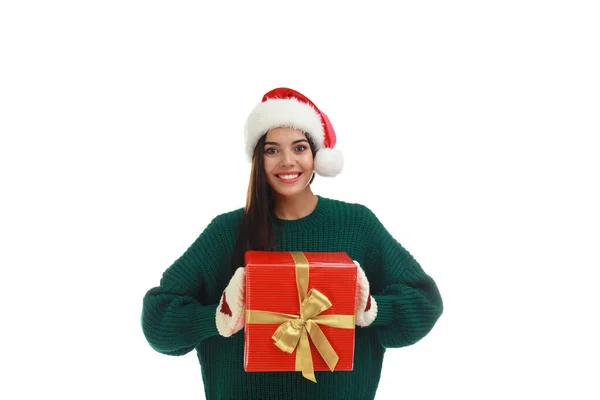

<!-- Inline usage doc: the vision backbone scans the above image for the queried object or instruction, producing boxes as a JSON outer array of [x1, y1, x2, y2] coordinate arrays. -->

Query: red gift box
[[244, 251, 357, 382]]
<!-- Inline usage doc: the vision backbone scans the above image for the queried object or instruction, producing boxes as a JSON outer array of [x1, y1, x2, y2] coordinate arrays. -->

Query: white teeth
[[278, 173, 299, 180]]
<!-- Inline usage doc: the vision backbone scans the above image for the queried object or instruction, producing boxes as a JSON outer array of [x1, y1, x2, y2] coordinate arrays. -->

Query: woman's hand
[[354, 260, 378, 327], [216, 267, 246, 337]]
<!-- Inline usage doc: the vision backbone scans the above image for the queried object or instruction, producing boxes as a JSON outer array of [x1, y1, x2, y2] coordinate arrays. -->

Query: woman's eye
[[264, 148, 278, 155], [295, 145, 307, 152]]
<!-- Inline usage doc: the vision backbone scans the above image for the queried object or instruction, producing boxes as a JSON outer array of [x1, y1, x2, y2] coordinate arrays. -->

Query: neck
[[273, 188, 318, 220]]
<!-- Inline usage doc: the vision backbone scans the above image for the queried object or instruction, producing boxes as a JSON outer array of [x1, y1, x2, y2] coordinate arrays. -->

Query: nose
[[279, 149, 295, 166]]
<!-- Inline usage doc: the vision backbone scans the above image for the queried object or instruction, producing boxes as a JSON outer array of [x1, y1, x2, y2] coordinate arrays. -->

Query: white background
[[1, 1, 599, 399]]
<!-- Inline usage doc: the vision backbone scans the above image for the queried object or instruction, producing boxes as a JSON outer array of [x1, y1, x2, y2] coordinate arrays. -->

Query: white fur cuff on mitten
[[216, 267, 246, 337], [354, 260, 378, 327]]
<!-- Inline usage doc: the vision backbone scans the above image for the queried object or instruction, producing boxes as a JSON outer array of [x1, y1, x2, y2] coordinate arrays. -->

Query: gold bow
[[245, 251, 355, 382]]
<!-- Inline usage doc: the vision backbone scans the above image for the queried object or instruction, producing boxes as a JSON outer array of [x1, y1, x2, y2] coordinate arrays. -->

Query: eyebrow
[[264, 139, 309, 146]]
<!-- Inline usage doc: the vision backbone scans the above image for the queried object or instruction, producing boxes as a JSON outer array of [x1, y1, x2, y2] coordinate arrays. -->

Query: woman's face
[[263, 127, 314, 197]]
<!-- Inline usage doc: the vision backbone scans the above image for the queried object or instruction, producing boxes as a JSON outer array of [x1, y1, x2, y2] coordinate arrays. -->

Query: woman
[[141, 87, 443, 399]]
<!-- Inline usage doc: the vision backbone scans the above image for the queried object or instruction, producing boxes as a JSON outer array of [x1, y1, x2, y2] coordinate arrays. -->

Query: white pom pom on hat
[[244, 87, 344, 177]]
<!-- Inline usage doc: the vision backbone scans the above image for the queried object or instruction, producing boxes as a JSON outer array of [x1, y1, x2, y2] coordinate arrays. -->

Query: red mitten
[[354, 260, 378, 327], [216, 267, 246, 337]]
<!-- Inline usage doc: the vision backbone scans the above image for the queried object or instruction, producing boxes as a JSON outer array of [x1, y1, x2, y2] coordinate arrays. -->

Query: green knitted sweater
[[141, 196, 443, 400]]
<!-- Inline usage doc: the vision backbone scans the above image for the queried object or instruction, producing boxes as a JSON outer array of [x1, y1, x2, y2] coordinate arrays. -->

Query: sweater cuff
[[370, 295, 396, 327], [191, 303, 220, 341]]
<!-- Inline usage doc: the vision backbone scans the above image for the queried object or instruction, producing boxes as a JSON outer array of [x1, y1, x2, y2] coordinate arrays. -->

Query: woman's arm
[[362, 208, 444, 348], [141, 217, 227, 356]]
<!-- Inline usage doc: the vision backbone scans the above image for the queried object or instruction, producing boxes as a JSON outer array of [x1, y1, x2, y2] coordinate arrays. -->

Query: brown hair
[[230, 131, 317, 275]]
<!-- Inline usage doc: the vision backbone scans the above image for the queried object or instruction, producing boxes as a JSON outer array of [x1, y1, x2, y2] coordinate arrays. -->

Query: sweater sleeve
[[363, 208, 443, 349], [141, 217, 227, 356]]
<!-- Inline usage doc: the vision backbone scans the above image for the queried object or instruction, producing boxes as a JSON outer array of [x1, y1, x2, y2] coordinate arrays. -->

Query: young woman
[[141, 87, 443, 399]]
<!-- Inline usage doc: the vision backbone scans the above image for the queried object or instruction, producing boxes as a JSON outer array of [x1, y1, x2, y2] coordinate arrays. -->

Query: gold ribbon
[[245, 251, 355, 382]]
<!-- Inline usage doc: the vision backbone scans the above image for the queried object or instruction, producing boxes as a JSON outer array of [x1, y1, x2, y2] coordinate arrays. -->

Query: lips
[[275, 172, 303, 183], [277, 173, 300, 179]]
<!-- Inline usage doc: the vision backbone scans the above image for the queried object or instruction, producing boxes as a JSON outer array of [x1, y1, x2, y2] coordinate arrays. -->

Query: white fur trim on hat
[[244, 98, 326, 161]]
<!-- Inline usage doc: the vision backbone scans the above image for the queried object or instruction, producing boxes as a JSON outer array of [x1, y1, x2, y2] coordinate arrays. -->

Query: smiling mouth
[[276, 173, 302, 180]]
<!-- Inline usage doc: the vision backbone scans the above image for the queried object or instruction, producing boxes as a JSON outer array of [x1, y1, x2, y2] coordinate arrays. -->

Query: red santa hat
[[244, 87, 344, 177]]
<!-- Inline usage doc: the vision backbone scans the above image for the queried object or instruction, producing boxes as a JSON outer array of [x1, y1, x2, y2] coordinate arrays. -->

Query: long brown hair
[[230, 131, 316, 275]]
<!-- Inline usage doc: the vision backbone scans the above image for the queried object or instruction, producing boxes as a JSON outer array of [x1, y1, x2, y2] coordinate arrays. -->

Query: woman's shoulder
[[209, 207, 244, 228], [320, 195, 376, 217]]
